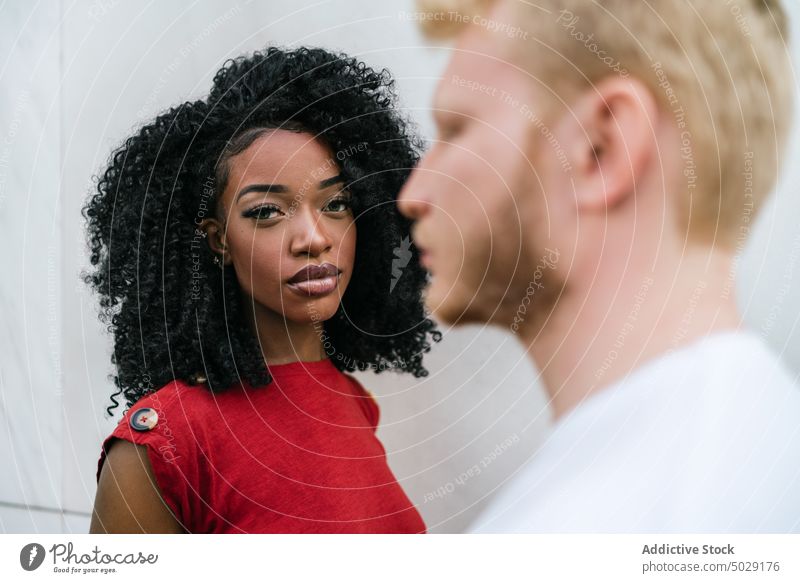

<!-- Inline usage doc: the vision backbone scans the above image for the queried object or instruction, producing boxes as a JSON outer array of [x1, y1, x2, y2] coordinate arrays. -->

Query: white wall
[[2, 0, 800, 534]]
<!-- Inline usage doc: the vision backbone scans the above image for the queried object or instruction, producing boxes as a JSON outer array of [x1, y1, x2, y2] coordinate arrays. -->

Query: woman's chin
[[284, 298, 341, 324]]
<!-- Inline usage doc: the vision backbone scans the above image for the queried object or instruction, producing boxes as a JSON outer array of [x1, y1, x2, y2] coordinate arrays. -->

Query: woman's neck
[[246, 299, 328, 365]]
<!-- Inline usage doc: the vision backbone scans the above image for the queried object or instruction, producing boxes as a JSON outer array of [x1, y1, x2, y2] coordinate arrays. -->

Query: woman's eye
[[324, 197, 352, 213], [243, 205, 283, 220]]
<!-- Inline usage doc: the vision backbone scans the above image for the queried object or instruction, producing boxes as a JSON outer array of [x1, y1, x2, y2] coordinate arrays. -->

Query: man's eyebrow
[[432, 82, 455, 118], [236, 183, 288, 201]]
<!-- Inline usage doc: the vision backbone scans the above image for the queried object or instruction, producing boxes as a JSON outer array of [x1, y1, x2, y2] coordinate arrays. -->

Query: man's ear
[[566, 75, 658, 212], [198, 218, 230, 265]]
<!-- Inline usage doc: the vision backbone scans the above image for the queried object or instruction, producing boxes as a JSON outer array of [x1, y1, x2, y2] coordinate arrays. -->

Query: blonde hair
[[416, 0, 793, 247]]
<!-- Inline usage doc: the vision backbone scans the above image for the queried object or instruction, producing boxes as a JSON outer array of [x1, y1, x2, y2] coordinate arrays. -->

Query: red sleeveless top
[[96, 358, 425, 533]]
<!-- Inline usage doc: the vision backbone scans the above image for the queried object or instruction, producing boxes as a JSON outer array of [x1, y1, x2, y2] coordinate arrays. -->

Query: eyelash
[[242, 195, 352, 221], [242, 204, 283, 221], [324, 195, 352, 213]]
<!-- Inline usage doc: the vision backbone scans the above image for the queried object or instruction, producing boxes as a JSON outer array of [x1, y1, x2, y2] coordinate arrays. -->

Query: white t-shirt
[[470, 331, 800, 533]]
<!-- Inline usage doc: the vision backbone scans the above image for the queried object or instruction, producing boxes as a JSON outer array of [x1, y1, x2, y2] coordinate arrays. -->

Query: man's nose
[[397, 170, 433, 221]]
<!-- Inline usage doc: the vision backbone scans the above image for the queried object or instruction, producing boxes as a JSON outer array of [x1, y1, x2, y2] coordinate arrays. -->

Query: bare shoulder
[[90, 438, 186, 534]]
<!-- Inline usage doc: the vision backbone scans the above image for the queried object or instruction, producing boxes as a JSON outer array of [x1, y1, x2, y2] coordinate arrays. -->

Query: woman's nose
[[289, 209, 333, 257]]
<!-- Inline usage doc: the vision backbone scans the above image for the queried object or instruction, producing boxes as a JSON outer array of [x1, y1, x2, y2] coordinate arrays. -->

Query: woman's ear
[[567, 75, 659, 212], [198, 218, 231, 265]]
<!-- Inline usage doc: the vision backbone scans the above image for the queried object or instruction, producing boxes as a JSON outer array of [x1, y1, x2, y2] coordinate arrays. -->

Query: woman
[[85, 46, 440, 533]]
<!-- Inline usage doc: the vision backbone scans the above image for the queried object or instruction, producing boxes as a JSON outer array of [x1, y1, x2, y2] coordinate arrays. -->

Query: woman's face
[[208, 129, 356, 325]]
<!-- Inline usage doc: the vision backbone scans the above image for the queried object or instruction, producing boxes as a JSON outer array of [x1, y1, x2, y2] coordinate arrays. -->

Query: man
[[398, 0, 800, 531]]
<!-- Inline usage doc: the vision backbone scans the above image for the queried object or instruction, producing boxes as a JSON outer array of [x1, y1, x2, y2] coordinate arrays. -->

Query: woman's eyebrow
[[236, 173, 345, 202], [318, 173, 345, 189], [236, 183, 288, 201]]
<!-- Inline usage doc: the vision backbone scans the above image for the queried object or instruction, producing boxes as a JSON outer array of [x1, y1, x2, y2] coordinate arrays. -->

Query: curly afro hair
[[83, 46, 441, 415]]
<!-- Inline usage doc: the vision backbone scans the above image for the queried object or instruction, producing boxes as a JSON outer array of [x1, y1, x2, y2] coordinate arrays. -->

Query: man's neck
[[520, 248, 743, 420]]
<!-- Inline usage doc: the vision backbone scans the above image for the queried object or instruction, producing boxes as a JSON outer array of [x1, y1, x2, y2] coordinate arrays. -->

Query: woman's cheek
[[338, 220, 357, 268], [249, 242, 284, 291], [229, 231, 284, 298]]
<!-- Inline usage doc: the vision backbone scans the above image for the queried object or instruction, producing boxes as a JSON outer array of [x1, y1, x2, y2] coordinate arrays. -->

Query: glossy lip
[[286, 262, 342, 297], [287, 262, 340, 284]]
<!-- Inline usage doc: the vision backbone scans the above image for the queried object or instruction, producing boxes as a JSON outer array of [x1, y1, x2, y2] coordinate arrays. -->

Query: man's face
[[398, 26, 566, 331]]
